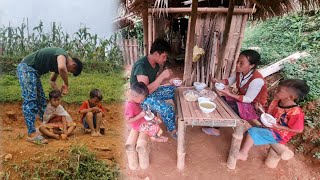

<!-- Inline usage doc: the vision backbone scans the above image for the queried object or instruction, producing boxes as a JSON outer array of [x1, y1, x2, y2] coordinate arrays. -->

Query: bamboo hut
[[120, 0, 320, 86]]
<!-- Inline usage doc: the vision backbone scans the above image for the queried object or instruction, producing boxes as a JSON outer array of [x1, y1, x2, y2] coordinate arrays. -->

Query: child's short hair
[[240, 50, 261, 69], [131, 82, 149, 97], [279, 79, 310, 99], [89, 89, 103, 101], [49, 90, 61, 100]]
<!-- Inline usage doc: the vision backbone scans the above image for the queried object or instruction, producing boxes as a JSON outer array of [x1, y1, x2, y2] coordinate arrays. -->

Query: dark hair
[[89, 89, 103, 101], [131, 82, 149, 97], [240, 50, 261, 69], [279, 79, 310, 99], [72, 57, 83, 76], [49, 90, 61, 100], [150, 38, 171, 54]]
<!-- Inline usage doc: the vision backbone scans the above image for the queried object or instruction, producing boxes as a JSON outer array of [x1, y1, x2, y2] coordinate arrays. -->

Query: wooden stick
[[232, 6, 249, 73], [136, 132, 150, 169], [148, 7, 256, 14], [183, 0, 198, 86], [215, 0, 235, 79], [227, 119, 244, 169], [177, 116, 187, 170], [148, 14, 153, 54], [142, 1, 148, 55], [265, 147, 281, 168]]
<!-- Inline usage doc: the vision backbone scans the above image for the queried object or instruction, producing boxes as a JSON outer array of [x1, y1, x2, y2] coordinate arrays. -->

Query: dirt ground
[[0, 64, 319, 179]]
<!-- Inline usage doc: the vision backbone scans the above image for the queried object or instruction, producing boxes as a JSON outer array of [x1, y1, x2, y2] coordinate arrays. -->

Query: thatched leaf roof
[[121, 0, 320, 19]]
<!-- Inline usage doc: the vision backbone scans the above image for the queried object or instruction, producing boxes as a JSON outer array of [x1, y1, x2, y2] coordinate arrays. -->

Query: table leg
[[227, 120, 245, 169], [177, 118, 186, 170]]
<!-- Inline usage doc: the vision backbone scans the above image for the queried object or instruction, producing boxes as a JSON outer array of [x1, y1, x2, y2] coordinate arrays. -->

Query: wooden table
[[175, 87, 245, 170]]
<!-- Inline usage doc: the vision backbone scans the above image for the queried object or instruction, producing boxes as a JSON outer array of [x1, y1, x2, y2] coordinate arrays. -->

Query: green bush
[[243, 11, 320, 65]]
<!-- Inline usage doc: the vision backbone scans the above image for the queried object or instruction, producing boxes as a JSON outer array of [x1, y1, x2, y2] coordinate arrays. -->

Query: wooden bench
[[175, 87, 244, 170], [125, 129, 150, 170]]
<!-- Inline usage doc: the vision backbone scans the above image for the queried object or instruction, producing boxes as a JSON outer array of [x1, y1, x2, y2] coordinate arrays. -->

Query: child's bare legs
[[95, 112, 103, 136], [39, 126, 60, 140], [150, 128, 168, 142], [85, 112, 99, 136], [248, 119, 263, 127], [238, 134, 254, 161]]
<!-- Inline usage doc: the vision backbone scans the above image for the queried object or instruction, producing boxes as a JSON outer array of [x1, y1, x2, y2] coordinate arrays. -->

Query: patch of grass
[[6, 145, 119, 179], [0, 72, 125, 103]]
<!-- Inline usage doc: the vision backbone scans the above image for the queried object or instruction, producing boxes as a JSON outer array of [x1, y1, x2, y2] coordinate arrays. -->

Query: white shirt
[[227, 70, 265, 103]]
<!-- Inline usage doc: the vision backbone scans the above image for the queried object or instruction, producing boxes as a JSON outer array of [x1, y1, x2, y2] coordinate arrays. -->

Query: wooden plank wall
[[118, 39, 139, 66]]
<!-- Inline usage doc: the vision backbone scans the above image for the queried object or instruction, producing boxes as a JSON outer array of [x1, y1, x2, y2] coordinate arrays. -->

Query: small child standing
[[238, 79, 310, 160], [125, 82, 168, 142], [39, 90, 76, 140], [79, 89, 106, 137]]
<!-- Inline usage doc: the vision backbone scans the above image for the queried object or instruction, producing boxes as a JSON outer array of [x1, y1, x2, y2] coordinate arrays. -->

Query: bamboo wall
[[119, 38, 139, 65], [147, 6, 249, 87]]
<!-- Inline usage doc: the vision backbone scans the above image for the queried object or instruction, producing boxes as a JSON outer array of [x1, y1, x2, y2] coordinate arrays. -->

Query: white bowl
[[183, 90, 200, 102], [260, 113, 276, 127], [144, 112, 155, 121], [198, 97, 211, 103], [193, 82, 207, 91], [173, 79, 182, 86], [199, 101, 216, 113], [215, 82, 225, 90]]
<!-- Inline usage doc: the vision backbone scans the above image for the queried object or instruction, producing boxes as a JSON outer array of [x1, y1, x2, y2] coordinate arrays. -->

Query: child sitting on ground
[[79, 89, 106, 137], [125, 82, 168, 142], [237, 79, 310, 161], [39, 90, 76, 140]]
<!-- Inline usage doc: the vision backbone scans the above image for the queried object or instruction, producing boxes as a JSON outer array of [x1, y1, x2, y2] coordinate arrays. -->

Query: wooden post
[[183, 0, 198, 86], [142, 0, 149, 55], [136, 132, 150, 169], [148, 14, 153, 53], [227, 119, 244, 169], [125, 129, 139, 170], [215, 0, 235, 79], [270, 143, 294, 160], [177, 118, 187, 170], [265, 147, 281, 168]]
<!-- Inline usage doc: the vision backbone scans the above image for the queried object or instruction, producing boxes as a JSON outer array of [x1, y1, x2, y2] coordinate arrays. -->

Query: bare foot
[[151, 136, 168, 142], [60, 134, 68, 140], [91, 132, 99, 137], [96, 132, 103, 137], [53, 134, 60, 140], [237, 151, 248, 161]]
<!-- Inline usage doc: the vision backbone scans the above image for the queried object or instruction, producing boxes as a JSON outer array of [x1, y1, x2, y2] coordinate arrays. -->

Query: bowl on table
[[198, 101, 217, 113], [198, 97, 211, 103], [198, 89, 217, 101], [173, 79, 182, 86], [215, 82, 225, 90], [183, 90, 200, 102], [193, 82, 207, 91], [260, 113, 276, 127]]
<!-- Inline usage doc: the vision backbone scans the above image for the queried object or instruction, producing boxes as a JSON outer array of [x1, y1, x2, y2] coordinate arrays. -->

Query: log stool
[[125, 129, 150, 170], [265, 143, 294, 168]]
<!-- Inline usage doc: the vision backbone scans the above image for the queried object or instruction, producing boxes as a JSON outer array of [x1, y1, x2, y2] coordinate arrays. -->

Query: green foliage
[[282, 56, 320, 101], [7, 145, 119, 179], [0, 72, 125, 103], [0, 20, 123, 65], [119, 21, 144, 57], [243, 11, 320, 65]]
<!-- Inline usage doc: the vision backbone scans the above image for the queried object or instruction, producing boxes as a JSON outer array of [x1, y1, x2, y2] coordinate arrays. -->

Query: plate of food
[[198, 89, 217, 101], [183, 90, 200, 102]]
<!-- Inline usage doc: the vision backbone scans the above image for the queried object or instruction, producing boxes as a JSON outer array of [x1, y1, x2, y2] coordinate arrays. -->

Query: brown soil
[[0, 102, 127, 179]]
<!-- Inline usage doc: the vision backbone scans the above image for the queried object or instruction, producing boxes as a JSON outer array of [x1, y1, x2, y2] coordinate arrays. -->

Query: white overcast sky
[[0, 0, 119, 38]]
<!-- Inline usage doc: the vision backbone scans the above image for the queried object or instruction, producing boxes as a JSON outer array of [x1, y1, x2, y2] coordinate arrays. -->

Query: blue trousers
[[142, 86, 176, 132], [17, 63, 47, 134]]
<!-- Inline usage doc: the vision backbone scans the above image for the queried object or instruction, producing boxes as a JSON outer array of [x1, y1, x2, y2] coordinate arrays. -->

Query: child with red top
[[125, 82, 168, 142], [79, 89, 106, 137], [237, 79, 310, 161]]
